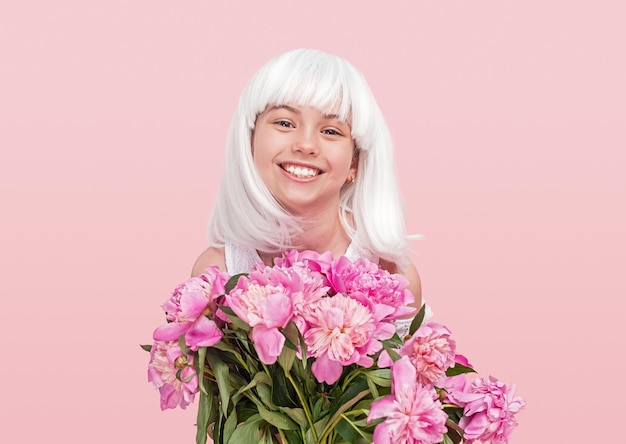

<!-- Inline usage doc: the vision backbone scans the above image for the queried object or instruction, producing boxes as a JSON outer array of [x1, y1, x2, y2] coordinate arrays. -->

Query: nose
[[292, 126, 318, 156]]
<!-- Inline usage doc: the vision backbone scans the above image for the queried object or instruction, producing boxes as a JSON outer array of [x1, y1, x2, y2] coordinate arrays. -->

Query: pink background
[[2, 1, 624, 442]]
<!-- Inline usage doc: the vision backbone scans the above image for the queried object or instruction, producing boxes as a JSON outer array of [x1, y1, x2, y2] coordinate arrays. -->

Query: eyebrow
[[269, 104, 342, 121]]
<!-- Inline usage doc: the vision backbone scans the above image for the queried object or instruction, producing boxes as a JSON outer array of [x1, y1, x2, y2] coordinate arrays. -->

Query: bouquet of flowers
[[143, 250, 524, 444]]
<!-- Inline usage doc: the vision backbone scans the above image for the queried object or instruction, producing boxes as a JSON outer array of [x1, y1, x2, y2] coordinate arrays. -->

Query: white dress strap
[[344, 242, 378, 263], [224, 244, 263, 276]]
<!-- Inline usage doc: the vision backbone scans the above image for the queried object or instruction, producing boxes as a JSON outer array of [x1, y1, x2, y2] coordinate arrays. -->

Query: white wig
[[207, 48, 410, 267]]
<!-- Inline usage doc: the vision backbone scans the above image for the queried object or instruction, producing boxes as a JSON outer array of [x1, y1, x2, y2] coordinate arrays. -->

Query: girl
[[192, 48, 429, 329]]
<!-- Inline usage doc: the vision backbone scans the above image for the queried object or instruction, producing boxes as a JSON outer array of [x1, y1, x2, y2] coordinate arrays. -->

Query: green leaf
[[237, 371, 271, 396], [334, 417, 357, 442], [227, 414, 265, 443], [177, 334, 191, 355], [281, 321, 300, 348], [445, 362, 476, 377], [139, 344, 152, 352], [312, 398, 324, 421], [409, 303, 426, 336], [278, 323, 299, 372], [364, 368, 392, 387], [222, 409, 238, 443], [445, 418, 465, 443], [258, 404, 299, 430], [278, 406, 307, 426], [218, 305, 252, 331], [212, 338, 245, 359], [271, 366, 297, 407], [307, 417, 330, 444], [196, 346, 208, 395], [335, 415, 374, 443], [277, 343, 297, 373], [195, 390, 213, 444], [381, 343, 401, 362], [205, 349, 232, 416], [336, 378, 368, 410], [323, 381, 371, 440], [282, 430, 304, 444], [225, 273, 247, 293]]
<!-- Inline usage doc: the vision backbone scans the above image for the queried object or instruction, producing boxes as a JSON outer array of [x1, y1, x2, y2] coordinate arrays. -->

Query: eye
[[275, 120, 294, 128], [322, 128, 343, 136]]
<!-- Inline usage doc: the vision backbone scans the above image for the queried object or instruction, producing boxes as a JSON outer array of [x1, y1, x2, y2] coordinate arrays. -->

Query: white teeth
[[284, 165, 319, 178]]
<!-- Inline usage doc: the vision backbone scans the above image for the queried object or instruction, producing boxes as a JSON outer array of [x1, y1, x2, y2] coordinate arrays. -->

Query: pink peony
[[400, 322, 457, 385], [147, 340, 198, 410], [153, 266, 228, 350], [304, 293, 395, 384], [328, 256, 416, 321], [455, 376, 525, 444], [225, 270, 294, 364], [273, 249, 333, 276], [225, 257, 330, 364], [368, 356, 448, 444], [265, 256, 330, 334]]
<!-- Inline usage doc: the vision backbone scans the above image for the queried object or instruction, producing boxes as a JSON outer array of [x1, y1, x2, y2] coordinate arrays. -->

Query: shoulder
[[191, 246, 226, 277], [379, 257, 422, 310]]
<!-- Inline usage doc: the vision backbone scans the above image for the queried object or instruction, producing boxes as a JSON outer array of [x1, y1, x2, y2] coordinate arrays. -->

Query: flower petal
[[311, 353, 343, 384], [251, 325, 285, 365], [186, 316, 222, 350], [153, 321, 190, 341]]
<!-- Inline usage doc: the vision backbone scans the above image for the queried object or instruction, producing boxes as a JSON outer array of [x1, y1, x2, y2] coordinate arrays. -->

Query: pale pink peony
[[147, 340, 198, 410], [400, 322, 456, 385], [368, 356, 448, 444], [225, 270, 295, 364], [455, 376, 525, 444], [328, 256, 416, 321], [153, 266, 228, 350], [304, 293, 395, 384]]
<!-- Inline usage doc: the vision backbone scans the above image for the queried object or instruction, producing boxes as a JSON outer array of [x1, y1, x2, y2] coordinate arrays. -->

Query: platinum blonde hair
[[207, 48, 410, 268]]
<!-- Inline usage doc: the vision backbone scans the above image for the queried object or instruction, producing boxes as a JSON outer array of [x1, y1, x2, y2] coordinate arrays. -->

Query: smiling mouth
[[280, 163, 321, 179]]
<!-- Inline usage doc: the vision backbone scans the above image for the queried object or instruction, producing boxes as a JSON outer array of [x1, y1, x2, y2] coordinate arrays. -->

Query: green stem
[[341, 369, 362, 392], [319, 389, 370, 442], [283, 370, 318, 443], [338, 413, 368, 440]]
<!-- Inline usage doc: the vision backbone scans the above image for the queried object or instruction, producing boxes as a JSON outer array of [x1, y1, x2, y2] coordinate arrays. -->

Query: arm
[[401, 260, 423, 312], [379, 257, 423, 313], [191, 246, 226, 277]]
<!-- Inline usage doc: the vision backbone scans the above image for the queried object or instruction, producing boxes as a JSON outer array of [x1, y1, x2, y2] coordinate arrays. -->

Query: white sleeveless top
[[224, 242, 433, 338]]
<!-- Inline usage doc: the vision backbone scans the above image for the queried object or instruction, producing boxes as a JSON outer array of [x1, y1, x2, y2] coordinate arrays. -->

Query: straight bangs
[[241, 49, 366, 131]]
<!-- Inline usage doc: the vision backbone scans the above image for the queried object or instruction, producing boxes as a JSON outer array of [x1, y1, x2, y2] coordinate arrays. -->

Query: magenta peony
[[400, 322, 457, 385], [328, 256, 416, 321], [147, 340, 198, 410], [368, 356, 448, 444], [273, 248, 334, 276], [455, 376, 525, 444]]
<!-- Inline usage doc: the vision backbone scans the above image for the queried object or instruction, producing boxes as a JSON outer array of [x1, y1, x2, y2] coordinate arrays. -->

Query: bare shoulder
[[191, 246, 226, 277], [380, 257, 423, 310]]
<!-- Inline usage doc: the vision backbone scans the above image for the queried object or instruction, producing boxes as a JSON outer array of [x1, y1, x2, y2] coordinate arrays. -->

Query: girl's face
[[252, 103, 356, 216]]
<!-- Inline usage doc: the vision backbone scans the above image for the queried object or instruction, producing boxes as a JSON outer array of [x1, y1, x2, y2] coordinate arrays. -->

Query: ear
[[346, 146, 359, 183]]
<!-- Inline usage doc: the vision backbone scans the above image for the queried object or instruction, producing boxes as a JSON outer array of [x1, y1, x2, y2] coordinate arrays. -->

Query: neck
[[293, 215, 351, 257], [258, 209, 352, 266]]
